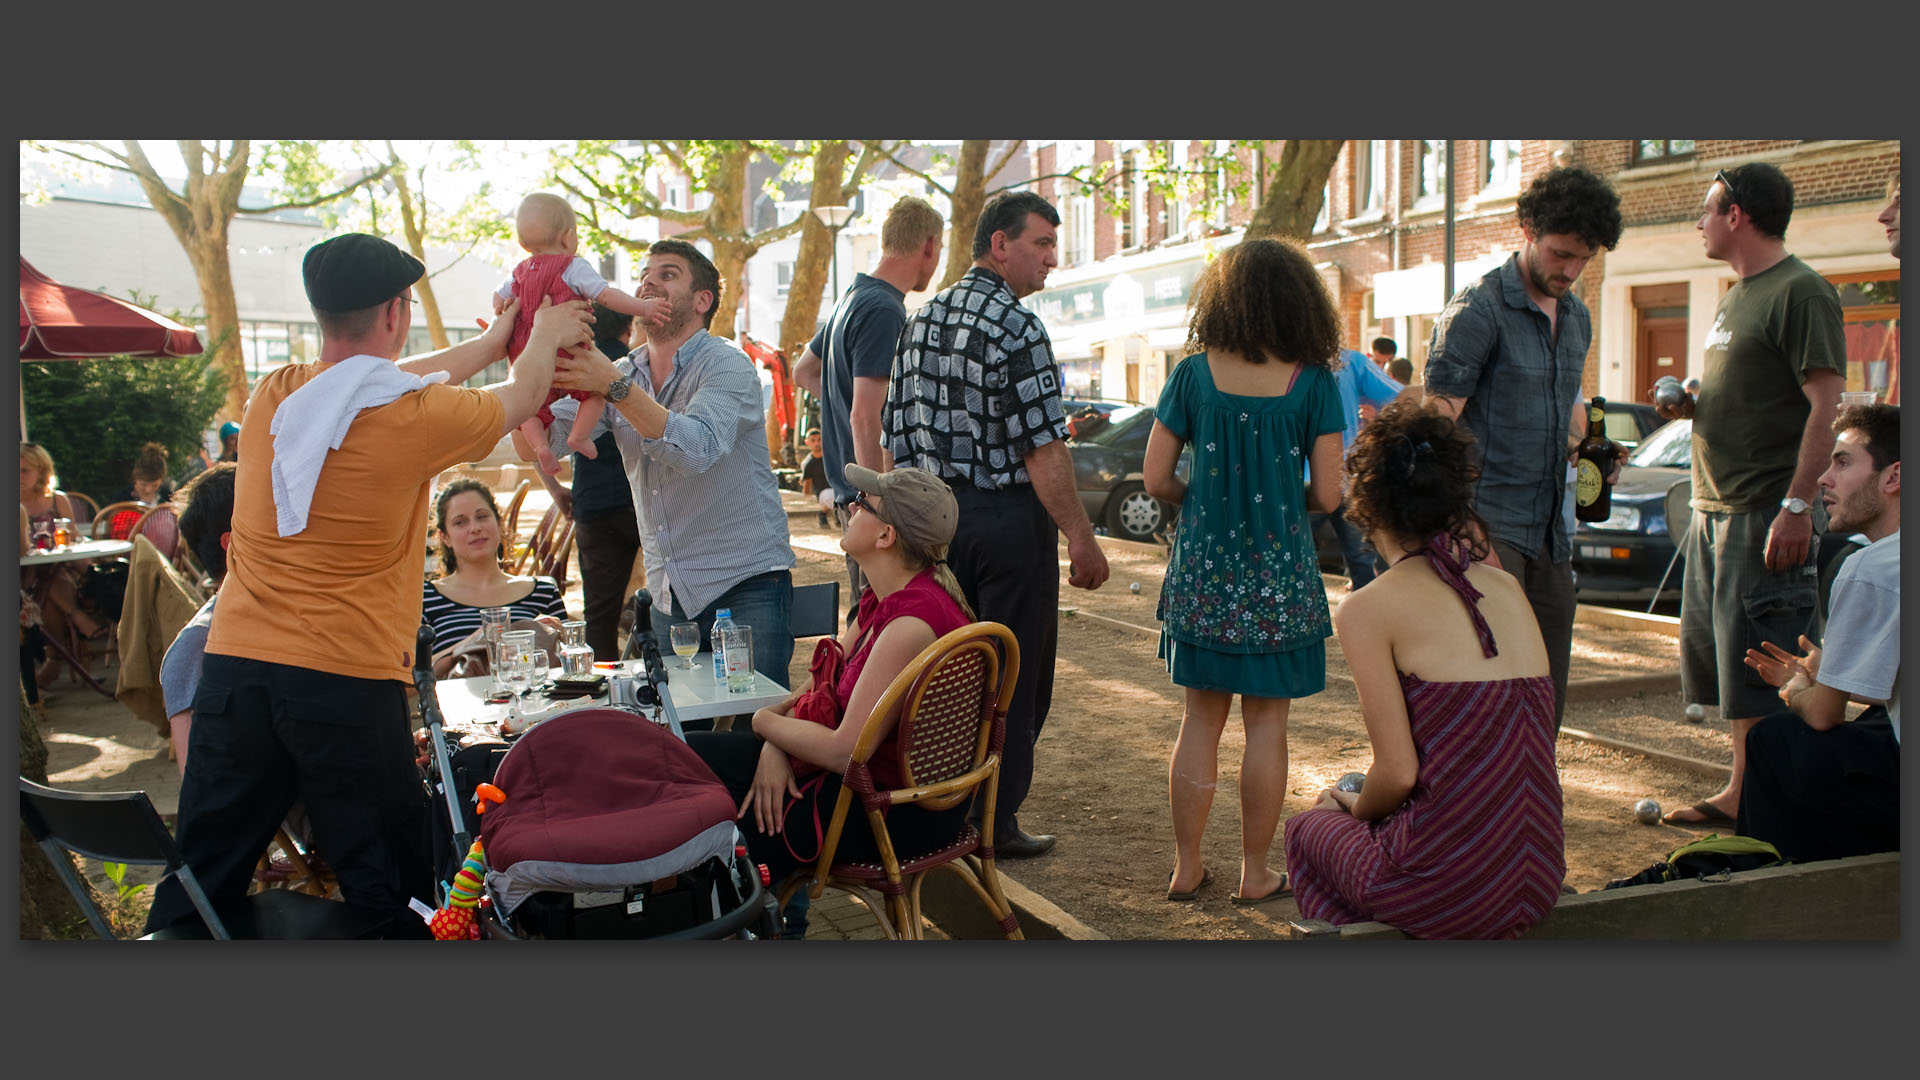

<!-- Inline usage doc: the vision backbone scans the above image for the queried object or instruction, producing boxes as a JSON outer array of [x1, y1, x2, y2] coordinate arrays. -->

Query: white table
[[432, 653, 790, 737], [20, 538, 132, 567]]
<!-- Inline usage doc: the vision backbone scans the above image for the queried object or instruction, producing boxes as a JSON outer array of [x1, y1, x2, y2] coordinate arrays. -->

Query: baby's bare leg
[[566, 397, 606, 458], [519, 415, 563, 475]]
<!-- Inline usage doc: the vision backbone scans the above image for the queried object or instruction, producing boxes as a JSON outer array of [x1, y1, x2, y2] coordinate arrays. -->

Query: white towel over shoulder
[[270, 355, 452, 536]]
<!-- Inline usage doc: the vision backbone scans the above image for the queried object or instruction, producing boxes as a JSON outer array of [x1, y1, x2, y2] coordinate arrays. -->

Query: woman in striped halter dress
[[1283, 402, 1565, 939]]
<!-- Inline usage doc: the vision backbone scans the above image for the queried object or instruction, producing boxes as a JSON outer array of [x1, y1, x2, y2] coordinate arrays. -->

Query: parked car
[[1571, 417, 1690, 603], [1598, 398, 1663, 451], [1061, 398, 1142, 440], [1068, 405, 1188, 543]]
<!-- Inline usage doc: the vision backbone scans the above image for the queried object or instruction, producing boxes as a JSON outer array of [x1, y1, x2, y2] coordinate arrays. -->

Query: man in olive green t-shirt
[[1654, 162, 1846, 828]]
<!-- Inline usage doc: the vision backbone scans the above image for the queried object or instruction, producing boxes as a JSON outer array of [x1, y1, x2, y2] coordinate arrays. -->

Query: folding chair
[[1649, 479, 1691, 614], [777, 622, 1025, 940], [18, 778, 376, 940]]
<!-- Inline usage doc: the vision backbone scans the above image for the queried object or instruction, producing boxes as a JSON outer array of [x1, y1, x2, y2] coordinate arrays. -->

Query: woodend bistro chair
[[778, 622, 1025, 940]]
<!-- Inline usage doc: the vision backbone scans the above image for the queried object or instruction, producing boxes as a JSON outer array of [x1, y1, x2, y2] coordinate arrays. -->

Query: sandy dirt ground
[[32, 487, 1739, 940]]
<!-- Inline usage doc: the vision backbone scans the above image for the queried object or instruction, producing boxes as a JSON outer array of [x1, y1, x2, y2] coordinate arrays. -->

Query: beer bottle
[[1574, 398, 1617, 523]]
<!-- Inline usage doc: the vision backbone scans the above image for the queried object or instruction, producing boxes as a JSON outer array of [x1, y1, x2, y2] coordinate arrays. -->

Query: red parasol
[[19, 257, 203, 359]]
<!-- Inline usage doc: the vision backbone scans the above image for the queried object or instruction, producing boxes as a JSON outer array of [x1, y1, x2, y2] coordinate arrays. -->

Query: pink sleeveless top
[[837, 569, 971, 791]]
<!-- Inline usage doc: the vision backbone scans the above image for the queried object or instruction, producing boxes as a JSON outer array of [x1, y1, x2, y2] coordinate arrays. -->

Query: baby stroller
[[412, 615, 781, 940]]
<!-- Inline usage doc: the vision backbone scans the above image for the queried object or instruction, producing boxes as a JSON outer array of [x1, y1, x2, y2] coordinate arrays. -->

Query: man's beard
[[1827, 486, 1884, 535]]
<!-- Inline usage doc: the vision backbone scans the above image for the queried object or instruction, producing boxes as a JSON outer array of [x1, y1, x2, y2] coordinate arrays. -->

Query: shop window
[[1483, 140, 1521, 193], [1634, 140, 1696, 162], [1828, 270, 1901, 404]]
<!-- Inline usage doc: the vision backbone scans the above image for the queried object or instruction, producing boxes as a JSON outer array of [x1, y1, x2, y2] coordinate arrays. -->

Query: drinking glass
[[670, 622, 701, 670], [500, 649, 536, 698], [723, 625, 754, 695], [496, 629, 536, 692], [527, 649, 551, 691], [51, 517, 73, 550], [30, 521, 53, 553], [481, 607, 512, 691]]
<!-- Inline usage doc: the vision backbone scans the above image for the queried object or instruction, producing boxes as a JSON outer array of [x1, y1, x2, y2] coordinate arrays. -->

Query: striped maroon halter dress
[[1282, 535, 1565, 939]]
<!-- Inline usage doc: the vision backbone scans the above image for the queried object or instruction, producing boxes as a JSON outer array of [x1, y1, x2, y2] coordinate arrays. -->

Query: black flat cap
[[303, 233, 425, 311]]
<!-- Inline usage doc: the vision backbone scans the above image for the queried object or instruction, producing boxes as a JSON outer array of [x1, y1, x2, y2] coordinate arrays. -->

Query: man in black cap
[[145, 232, 595, 938]]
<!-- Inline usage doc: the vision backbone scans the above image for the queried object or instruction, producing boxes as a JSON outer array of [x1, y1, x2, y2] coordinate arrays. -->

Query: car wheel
[[1106, 483, 1167, 543]]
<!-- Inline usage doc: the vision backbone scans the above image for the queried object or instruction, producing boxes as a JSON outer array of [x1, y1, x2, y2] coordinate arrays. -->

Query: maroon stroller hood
[[480, 708, 739, 916]]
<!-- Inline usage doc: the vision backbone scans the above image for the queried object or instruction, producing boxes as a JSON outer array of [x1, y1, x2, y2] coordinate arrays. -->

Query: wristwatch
[[605, 374, 632, 403], [1780, 497, 1811, 515]]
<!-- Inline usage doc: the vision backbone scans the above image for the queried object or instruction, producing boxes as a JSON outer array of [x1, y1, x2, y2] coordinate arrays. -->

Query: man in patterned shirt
[[884, 190, 1110, 859]]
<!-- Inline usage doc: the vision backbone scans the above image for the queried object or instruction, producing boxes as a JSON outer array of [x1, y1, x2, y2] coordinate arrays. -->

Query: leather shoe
[[994, 829, 1057, 859]]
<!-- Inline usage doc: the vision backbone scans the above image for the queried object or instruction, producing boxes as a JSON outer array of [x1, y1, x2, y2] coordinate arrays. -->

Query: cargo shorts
[[1678, 505, 1823, 720]]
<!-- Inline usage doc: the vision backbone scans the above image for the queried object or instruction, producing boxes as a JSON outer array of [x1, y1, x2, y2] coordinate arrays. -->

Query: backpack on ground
[[1602, 834, 1786, 890]]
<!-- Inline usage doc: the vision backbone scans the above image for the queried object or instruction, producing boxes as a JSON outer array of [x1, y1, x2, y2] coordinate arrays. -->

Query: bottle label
[[1575, 458, 1605, 506]]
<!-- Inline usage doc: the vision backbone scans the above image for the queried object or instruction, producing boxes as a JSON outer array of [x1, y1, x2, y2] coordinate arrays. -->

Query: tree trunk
[[1244, 140, 1347, 241], [776, 142, 848, 363], [394, 169, 451, 350], [19, 683, 97, 939], [938, 140, 992, 291], [701, 144, 752, 340], [188, 227, 251, 424]]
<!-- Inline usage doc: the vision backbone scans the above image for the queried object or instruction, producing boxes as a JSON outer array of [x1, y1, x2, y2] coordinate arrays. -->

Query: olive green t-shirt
[[1691, 255, 1846, 513]]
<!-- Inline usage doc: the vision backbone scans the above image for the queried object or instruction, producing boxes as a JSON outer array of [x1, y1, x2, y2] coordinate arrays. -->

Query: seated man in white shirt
[[1737, 403, 1899, 862]]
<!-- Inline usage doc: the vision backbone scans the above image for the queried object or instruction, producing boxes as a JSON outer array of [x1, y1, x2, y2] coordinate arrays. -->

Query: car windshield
[[1076, 405, 1152, 445], [1629, 418, 1691, 469]]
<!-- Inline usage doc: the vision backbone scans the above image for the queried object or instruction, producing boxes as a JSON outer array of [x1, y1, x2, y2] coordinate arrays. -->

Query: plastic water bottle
[[710, 609, 734, 682]]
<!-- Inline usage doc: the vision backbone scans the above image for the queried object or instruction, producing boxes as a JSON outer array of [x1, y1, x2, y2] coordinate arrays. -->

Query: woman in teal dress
[[1144, 237, 1346, 905]]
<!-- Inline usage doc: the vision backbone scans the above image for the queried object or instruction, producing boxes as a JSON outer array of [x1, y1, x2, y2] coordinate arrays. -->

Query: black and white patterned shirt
[[884, 267, 1070, 491]]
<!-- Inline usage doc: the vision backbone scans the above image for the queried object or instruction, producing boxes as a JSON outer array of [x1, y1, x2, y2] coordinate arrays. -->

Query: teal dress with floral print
[[1154, 353, 1344, 697]]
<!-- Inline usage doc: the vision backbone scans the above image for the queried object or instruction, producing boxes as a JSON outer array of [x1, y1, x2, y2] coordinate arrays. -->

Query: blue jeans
[[648, 569, 795, 684], [647, 570, 806, 936], [1311, 504, 1380, 589]]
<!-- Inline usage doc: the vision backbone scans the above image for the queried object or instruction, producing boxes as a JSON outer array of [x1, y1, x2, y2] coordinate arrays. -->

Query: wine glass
[[670, 622, 700, 670]]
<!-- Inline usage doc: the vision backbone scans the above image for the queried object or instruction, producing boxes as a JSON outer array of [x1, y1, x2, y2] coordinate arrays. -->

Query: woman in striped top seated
[[422, 476, 571, 678], [1282, 402, 1566, 939]]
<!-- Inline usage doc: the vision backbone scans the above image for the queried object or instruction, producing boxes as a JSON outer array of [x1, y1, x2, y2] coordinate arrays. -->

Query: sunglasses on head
[[1713, 169, 1744, 213]]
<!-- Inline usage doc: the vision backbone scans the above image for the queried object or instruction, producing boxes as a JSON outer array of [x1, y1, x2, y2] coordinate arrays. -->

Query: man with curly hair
[[1423, 166, 1623, 730]]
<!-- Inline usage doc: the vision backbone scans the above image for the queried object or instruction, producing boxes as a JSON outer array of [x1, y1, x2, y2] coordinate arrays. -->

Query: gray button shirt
[[1423, 254, 1589, 564], [552, 329, 793, 618]]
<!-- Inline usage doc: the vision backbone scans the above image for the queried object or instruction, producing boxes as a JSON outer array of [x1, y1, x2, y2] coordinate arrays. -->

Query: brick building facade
[[1023, 139, 1900, 409]]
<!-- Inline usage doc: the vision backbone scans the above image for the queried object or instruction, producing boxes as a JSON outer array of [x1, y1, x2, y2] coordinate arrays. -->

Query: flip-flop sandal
[[1166, 867, 1212, 901], [1662, 800, 1736, 828], [1228, 873, 1292, 906]]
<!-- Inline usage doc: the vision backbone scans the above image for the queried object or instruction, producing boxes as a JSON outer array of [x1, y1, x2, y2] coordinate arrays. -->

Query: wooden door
[[1637, 318, 1689, 402]]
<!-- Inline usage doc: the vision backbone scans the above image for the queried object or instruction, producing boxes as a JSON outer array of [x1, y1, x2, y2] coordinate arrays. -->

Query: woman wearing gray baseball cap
[[687, 464, 978, 899]]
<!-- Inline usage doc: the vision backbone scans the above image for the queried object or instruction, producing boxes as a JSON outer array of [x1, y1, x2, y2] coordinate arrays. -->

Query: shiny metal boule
[[1336, 772, 1367, 793], [1129, 581, 1141, 594], [1653, 376, 1686, 409], [1634, 798, 1662, 824], [1684, 703, 1706, 723]]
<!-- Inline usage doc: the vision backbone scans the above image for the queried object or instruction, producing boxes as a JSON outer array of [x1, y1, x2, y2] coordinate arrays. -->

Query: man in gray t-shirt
[[1736, 404, 1898, 862], [793, 196, 944, 616]]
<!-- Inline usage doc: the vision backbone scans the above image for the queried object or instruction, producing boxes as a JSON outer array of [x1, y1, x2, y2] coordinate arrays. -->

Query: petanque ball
[[1634, 798, 1662, 824], [1336, 772, 1367, 793], [1684, 703, 1706, 723], [1129, 581, 1141, 594]]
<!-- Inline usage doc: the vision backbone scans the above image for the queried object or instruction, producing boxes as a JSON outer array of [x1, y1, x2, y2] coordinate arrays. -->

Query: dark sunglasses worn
[[850, 491, 881, 520]]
